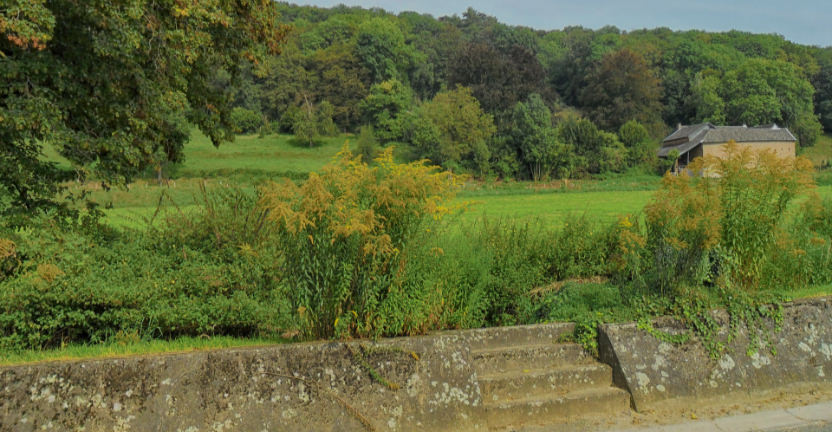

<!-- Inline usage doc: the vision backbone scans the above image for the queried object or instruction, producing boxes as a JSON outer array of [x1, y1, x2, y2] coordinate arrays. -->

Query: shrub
[[230, 107, 264, 134], [761, 196, 832, 289], [356, 125, 379, 163], [418, 216, 620, 328], [259, 147, 459, 338], [0, 237, 18, 281], [550, 215, 619, 280], [0, 191, 288, 352], [466, 219, 555, 325], [615, 141, 815, 294]]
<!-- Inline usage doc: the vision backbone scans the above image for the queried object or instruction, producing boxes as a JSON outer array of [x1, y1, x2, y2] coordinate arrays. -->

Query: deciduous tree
[[0, 0, 287, 214], [413, 86, 496, 173], [579, 48, 663, 131]]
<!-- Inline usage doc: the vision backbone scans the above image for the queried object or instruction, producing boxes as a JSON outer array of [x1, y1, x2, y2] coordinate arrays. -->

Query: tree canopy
[[0, 0, 287, 214]]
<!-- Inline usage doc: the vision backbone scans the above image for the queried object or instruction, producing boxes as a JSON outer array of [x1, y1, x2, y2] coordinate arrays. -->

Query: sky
[[287, 0, 831, 47]]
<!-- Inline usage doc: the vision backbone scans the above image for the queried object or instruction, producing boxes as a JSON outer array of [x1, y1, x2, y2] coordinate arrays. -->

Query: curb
[[610, 400, 832, 432]]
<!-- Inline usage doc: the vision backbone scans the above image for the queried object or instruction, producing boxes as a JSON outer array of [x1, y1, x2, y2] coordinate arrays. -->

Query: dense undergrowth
[[2, 145, 832, 358]]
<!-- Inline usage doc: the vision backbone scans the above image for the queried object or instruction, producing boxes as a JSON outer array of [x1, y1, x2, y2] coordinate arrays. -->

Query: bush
[[615, 142, 815, 294], [550, 215, 619, 280], [356, 125, 379, 163], [230, 107, 264, 134], [761, 196, 832, 289], [0, 191, 288, 352], [0, 237, 18, 282], [259, 147, 459, 338], [466, 219, 555, 325], [415, 216, 620, 327]]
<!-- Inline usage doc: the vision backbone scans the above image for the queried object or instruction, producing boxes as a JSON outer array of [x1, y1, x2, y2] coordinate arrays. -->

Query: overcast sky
[[287, 1, 831, 47]]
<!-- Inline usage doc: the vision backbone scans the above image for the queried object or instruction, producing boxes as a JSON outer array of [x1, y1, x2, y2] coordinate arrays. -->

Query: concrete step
[[479, 363, 613, 402], [461, 323, 576, 350], [483, 386, 631, 430], [472, 342, 592, 374]]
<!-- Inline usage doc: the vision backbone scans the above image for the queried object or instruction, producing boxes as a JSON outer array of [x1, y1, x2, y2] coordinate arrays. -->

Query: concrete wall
[[703, 140, 796, 159], [599, 296, 832, 412], [4, 295, 832, 430], [0, 323, 573, 432], [0, 333, 489, 432]]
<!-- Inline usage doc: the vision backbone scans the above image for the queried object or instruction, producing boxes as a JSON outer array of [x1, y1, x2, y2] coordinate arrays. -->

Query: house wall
[[702, 141, 795, 159], [690, 143, 704, 159]]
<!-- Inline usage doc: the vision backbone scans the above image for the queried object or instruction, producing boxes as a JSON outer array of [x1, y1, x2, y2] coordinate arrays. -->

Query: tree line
[[226, 4, 829, 180]]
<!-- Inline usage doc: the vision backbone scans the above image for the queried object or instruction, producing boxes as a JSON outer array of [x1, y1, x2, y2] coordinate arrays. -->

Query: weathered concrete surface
[[599, 296, 832, 412], [0, 332, 488, 432], [0, 323, 583, 432]]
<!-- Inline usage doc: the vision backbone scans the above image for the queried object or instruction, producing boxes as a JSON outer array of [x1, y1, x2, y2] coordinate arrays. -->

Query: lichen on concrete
[[598, 296, 832, 412], [0, 331, 486, 431]]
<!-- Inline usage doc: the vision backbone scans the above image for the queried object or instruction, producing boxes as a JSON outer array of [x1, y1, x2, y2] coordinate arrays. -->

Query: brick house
[[658, 123, 796, 173]]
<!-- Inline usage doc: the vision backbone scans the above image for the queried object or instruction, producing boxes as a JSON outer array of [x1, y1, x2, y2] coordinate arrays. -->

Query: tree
[[717, 58, 821, 145], [556, 116, 600, 173], [356, 125, 379, 163], [579, 48, 663, 131], [689, 72, 727, 124], [354, 17, 413, 83], [293, 97, 338, 146], [510, 94, 570, 181], [0, 0, 287, 215], [448, 41, 547, 116], [306, 43, 371, 130], [359, 79, 414, 143], [412, 86, 496, 173], [811, 48, 832, 132]]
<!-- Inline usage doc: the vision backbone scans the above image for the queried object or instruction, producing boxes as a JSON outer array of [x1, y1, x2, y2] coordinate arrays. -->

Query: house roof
[[658, 123, 796, 158]]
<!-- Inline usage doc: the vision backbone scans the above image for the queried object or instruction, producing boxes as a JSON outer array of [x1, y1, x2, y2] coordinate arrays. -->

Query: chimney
[[676, 123, 682, 130]]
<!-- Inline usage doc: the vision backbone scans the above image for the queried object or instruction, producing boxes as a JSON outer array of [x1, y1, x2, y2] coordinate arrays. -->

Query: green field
[[800, 133, 832, 168], [82, 130, 832, 229]]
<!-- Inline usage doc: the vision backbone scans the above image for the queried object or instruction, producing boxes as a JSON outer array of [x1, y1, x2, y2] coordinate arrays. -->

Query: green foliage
[[412, 86, 497, 174], [292, 99, 338, 146], [355, 17, 413, 83], [579, 48, 663, 131], [448, 41, 547, 115], [762, 196, 832, 289], [557, 115, 613, 174], [510, 94, 571, 181], [814, 54, 832, 133], [619, 120, 658, 168], [792, 112, 823, 148], [550, 215, 619, 280], [259, 148, 459, 338], [420, 216, 619, 328], [359, 79, 414, 143], [695, 58, 823, 146], [0, 193, 287, 351], [0, 0, 288, 215], [230, 107, 264, 134], [355, 125, 379, 163], [616, 142, 816, 294], [518, 283, 634, 355]]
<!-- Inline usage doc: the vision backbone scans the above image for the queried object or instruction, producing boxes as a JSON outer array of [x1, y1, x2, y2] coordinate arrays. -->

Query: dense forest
[[225, 3, 832, 180]]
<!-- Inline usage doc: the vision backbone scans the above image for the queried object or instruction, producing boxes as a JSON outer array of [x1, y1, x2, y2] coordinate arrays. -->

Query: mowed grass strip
[[454, 189, 655, 226]]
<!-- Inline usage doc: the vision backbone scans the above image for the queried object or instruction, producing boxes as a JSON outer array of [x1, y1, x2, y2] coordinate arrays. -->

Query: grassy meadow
[[89, 131, 832, 229]]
